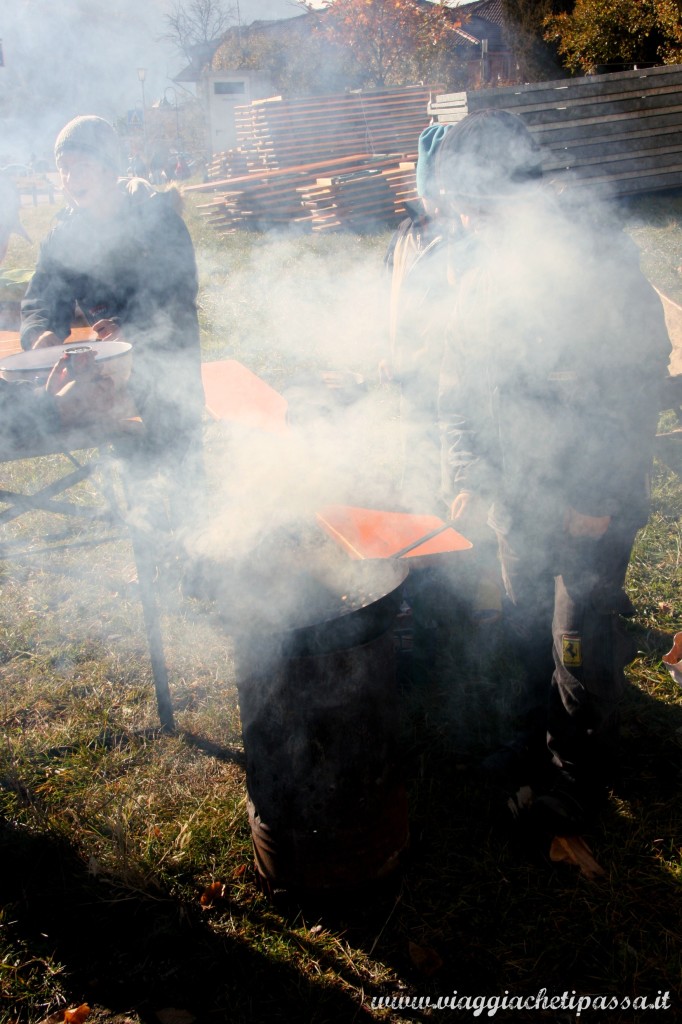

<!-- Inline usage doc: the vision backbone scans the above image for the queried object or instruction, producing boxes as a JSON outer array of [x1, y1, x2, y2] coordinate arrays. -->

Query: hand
[[45, 354, 137, 430], [32, 331, 62, 349], [92, 319, 121, 340], [52, 376, 115, 429], [450, 491, 475, 521], [564, 507, 611, 539], [449, 491, 489, 533]]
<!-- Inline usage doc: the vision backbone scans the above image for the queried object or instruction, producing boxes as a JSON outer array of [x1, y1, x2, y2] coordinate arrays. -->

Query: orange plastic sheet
[[316, 504, 473, 561], [201, 359, 289, 435]]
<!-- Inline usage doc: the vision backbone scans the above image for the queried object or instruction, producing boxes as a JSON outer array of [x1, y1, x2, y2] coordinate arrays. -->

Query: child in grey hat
[[21, 114, 205, 544]]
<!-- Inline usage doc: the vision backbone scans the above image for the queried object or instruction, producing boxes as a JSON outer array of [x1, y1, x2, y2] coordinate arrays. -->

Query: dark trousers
[[496, 514, 641, 788]]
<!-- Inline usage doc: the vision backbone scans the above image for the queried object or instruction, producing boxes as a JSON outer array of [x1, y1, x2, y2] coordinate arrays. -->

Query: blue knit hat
[[416, 123, 450, 202]]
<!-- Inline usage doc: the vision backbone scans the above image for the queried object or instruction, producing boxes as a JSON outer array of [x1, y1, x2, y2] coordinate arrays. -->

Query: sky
[[0, 0, 303, 162]]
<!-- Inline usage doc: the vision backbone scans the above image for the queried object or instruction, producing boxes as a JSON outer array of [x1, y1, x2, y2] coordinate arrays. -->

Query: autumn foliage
[[305, 0, 463, 88], [544, 0, 682, 73]]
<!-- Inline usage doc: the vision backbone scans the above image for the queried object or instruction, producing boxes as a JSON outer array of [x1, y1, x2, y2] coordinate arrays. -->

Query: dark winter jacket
[[438, 192, 671, 529], [385, 199, 450, 388], [20, 179, 204, 454]]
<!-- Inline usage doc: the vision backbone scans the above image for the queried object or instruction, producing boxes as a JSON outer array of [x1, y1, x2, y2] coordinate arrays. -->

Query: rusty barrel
[[234, 559, 410, 896]]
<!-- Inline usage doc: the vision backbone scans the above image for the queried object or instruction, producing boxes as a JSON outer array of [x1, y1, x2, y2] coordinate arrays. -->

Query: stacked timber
[[425, 91, 469, 125], [185, 155, 418, 233], [188, 84, 433, 230], [234, 86, 434, 172], [207, 149, 250, 181], [428, 64, 682, 198], [299, 162, 417, 232]]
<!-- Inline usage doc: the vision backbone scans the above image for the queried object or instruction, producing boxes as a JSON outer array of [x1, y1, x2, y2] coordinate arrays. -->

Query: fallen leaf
[[549, 836, 606, 880], [408, 940, 443, 976], [199, 880, 226, 908], [64, 1005, 91, 1024], [658, 601, 673, 614]]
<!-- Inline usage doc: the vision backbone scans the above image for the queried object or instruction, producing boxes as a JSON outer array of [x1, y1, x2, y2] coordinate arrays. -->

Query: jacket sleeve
[[129, 197, 201, 358], [20, 223, 76, 350], [124, 197, 205, 445], [566, 245, 671, 519]]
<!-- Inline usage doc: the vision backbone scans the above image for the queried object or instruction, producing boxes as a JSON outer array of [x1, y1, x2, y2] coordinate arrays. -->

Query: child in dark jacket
[[20, 116, 205, 540]]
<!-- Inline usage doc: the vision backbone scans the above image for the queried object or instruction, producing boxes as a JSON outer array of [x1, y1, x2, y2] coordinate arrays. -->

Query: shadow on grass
[[0, 821, 372, 1023], [321, 620, 682, 1018]]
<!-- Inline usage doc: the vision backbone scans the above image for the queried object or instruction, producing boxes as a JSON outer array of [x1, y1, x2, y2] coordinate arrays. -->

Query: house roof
[[174, 0, 509, 82], [447, 0, 506, 48], [451, 0, 504, 26], [174, 11, 312, 82]]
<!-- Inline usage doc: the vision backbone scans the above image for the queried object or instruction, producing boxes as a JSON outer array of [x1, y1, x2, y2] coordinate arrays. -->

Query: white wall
[[205, 71, 274, 153]]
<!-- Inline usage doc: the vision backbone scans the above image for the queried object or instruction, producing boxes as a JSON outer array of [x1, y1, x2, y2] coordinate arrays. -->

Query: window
[[214, 81, 246, 95]]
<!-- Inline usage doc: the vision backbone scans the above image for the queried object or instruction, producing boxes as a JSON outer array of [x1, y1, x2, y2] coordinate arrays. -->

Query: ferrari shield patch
[[562, 635, 582, 667]]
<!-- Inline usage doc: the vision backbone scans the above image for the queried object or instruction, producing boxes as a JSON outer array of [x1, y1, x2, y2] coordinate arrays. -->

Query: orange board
[[201, 359, 289, 435], [316, 504, 473, 560]]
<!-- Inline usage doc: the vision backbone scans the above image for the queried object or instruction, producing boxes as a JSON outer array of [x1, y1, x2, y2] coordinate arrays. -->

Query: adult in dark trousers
[[20, 116, 205, 552], [383, 124, 501, 669], [436, 110, 671, 836]]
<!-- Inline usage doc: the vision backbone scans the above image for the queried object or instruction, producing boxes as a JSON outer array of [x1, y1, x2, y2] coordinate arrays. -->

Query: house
[[446, 0, 519, 88], [175, 1, 520, 155], [174, 14, 313, 153]]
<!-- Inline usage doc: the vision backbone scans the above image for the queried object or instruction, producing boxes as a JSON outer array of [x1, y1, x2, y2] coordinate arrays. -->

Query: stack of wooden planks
[[207, 149, 250, 181], [189, 85, 435, 231], [187, 155, 418, 233], [234, 86, 434, 172], [298, 162, 417, 232], [428, 64, 682, 198]]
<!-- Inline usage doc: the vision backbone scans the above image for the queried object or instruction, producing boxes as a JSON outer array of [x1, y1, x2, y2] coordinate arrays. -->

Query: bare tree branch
[[162, 0, 237, 61]]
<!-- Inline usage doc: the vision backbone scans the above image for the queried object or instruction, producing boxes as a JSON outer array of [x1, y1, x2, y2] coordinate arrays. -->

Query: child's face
[[57, 151, 116, 210]]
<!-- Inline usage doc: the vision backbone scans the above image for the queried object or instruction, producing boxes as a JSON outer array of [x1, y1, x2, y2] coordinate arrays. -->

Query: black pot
[[233, 558, 410, 895], [207, 550, 409, 659], [277, 557, 408, 658]]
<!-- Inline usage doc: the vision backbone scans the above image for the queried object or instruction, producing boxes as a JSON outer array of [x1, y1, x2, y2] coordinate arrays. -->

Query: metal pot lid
[[0, 340, 132, 374]]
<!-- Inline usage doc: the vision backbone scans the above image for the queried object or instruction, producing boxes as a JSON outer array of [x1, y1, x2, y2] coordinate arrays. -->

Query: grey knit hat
[[436, 109, 543, 205], [54, 116, 120, 171]]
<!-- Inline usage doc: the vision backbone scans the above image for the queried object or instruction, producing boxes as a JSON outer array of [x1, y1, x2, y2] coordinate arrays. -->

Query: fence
[[428, 64, 682, 197]]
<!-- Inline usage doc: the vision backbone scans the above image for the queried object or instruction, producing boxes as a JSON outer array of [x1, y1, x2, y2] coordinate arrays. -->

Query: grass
[[0, 191, 681, 1024]]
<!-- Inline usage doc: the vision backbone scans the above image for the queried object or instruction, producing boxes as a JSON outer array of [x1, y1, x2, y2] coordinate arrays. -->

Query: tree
[[543, 0, 682, 75], [163, 0, 237, 62], [304, 0, 464, 90], [500, 1, 573, 82], [213, 15, 356, 96]]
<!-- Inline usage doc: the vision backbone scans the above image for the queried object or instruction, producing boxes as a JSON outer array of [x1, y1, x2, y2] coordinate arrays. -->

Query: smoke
[[0, 0, 173, 163], [187, 229, 403, 600], [3, 65, 674, 767]]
